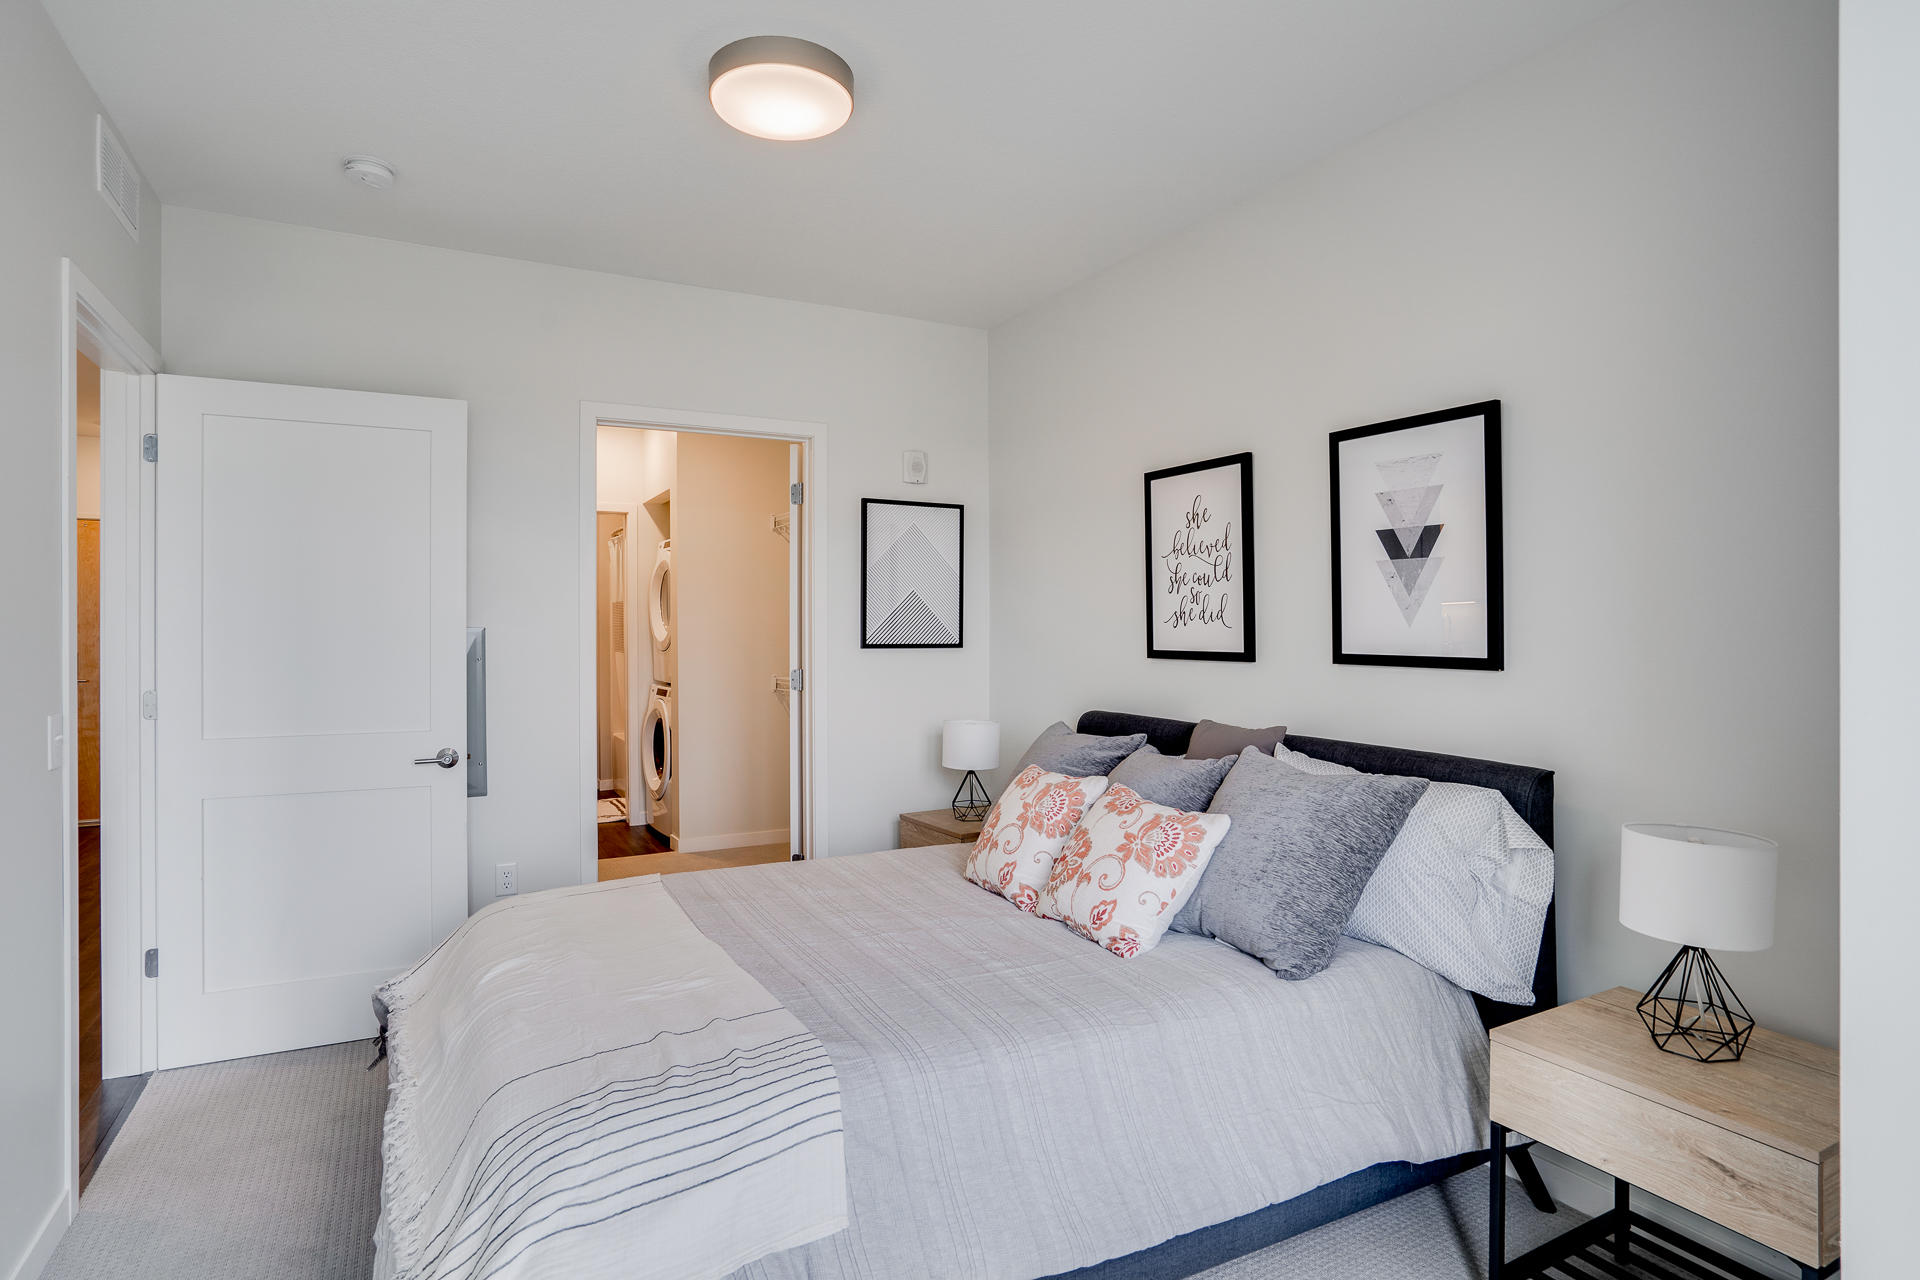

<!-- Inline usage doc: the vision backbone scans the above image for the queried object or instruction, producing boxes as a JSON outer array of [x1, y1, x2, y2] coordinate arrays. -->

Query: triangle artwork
[[872, 591, 954, 645], [1372, 453, 1445, 626], [864, 500, 963, 646]]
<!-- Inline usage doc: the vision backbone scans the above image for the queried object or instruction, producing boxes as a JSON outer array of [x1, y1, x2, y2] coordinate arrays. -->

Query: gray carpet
[[47, 1041, 1578, 1279]]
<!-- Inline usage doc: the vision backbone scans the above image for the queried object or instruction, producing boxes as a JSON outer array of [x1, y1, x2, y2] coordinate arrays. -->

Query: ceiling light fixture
[[342, 155, 396, 190], [709, 36, 853, 141]]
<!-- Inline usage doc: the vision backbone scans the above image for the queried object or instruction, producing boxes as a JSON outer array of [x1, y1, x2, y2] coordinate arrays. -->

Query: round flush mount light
[[709, 36, 854, 141], [342, 155, 396, 190]]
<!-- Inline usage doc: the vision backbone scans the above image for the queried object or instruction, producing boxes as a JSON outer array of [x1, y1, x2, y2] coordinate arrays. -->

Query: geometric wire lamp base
[[951, 770, 992, 822], [1636, 944, 1754, 1063]]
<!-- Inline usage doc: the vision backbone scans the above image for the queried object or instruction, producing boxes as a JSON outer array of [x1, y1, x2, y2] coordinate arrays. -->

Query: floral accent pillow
[[1039, 784, 1230, 957], [963, 766, 1111, 913]]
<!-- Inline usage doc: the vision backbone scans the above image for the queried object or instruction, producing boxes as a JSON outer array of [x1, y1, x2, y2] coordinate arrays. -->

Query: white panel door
[[156, 375, 467, 1068]]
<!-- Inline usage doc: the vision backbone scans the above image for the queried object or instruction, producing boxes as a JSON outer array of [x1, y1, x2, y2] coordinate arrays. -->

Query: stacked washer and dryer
[[641, 537, 678, 843]]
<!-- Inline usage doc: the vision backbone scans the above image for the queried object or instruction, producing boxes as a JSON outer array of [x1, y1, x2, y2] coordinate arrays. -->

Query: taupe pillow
[[1185, 718, 1288, 760], [1014, 721, 1146, 779], [1173, 747, 1427, 979], [1108, 746, 1235, 813]]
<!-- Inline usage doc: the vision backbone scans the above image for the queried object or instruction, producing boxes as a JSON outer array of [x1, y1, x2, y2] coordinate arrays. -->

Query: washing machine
[[641, 682, 677, 844], [648, 539, 676, 685]]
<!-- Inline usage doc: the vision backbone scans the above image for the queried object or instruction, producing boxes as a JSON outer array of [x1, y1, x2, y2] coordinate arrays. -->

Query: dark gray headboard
[[1075, 710, 1557, 1030]]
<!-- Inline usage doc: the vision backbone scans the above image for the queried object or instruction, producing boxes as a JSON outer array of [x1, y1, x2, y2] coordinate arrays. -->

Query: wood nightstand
[[897, 807, 984, 848], [1489, 986, 1839, 1279]]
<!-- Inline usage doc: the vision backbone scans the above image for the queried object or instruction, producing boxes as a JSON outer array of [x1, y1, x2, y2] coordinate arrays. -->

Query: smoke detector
[[342, 155, 396, 190]]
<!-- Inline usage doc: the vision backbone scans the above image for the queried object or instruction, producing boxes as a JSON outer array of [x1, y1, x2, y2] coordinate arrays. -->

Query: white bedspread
[[372, 876, 847, 1280], [667, 847, 1491, 1279]]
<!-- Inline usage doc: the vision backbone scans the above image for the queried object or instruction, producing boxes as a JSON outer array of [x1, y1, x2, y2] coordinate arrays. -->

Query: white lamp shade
[[1619, 823, 1777, 952], [941, 720, 1000, 772]]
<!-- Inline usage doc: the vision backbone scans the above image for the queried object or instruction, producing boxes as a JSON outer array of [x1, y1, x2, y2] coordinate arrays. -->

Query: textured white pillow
[[963, 766, 1111, 914], [1271, 745, 1554, 1004], [1039, 783, 1230, 957]]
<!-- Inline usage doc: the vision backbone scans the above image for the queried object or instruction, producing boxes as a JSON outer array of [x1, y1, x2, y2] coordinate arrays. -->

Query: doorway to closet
[[588, 413, 811, 881]]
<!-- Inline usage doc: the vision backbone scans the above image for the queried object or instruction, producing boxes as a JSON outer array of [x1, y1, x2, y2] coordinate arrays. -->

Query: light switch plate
[[902, 450, 928, 484]]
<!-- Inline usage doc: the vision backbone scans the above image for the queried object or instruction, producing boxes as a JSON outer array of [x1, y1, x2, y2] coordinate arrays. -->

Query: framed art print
[[862, 498, 963, 648], [1330, 401, 1503, 670], [1144, 452, 1255, 661]]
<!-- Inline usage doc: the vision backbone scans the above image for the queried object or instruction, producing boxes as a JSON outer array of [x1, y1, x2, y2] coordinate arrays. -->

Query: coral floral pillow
[[964, 766, 1111, 913], [1039, 784, 1230, 958]]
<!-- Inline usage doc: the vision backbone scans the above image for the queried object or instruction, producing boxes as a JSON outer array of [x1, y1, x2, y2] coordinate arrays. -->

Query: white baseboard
[[676, 828, 789, 854], [1509, 1143, 1799, 1279], [597, 777, 617, 791], [7, 1191, 70, 1280]]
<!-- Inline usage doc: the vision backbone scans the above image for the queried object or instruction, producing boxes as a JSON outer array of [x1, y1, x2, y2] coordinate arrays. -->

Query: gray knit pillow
[[1173, 747, 1427, 979], [1013, 721, 1146, 779], [1108, 746, 1235, 813]]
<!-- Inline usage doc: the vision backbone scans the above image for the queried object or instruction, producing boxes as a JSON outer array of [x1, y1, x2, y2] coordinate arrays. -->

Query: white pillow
[[1270, 745, 1554, 1004], [1039, 783, 1230, 957], [963, 766, 1111, 914]]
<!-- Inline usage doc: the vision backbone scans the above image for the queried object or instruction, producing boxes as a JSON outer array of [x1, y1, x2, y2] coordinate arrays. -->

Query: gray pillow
[[1013, 721, 1146, 779], [1108, 745, 1234, 813], [1185, 719, 1288, 759], [1173, 747, 1427, 979]]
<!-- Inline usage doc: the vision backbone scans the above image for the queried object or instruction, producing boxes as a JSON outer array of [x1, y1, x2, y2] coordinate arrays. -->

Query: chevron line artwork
[[865, 503, 961, 646], [1372, 452, 1446, 625]]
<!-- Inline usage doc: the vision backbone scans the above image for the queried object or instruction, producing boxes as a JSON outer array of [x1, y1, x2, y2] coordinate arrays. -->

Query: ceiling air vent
[[95, 116, 141, 242]]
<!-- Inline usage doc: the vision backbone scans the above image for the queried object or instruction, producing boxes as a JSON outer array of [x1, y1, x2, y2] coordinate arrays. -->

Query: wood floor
[[599, 843, 792, 880], [597, 816, 673, 859]]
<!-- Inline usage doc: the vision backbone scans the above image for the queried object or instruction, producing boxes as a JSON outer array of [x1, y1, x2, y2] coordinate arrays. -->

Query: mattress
[[665, 844, 1490, 1280]]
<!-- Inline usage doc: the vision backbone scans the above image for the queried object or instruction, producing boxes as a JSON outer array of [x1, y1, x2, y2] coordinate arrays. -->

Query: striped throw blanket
[[372, 876, 847, 1280]]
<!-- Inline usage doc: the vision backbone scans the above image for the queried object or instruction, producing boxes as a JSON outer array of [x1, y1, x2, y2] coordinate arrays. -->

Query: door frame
[[60, 260, 160, 1223], [593, 503, 646, 815], [579, 403, 819, 884]]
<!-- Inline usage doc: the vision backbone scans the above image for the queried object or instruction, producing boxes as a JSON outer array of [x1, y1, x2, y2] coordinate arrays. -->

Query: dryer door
[[642, 693, 673, 799], [649, 546, 673, 652]]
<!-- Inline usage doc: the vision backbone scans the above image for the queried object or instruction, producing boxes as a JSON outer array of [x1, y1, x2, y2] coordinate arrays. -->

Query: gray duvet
[[665, 845, 1489, 1280]]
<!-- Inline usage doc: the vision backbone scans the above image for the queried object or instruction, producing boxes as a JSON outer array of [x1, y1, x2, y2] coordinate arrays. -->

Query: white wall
[[161, 208, 989, 908], [1839, 0, 1918, 1271], [675, 432, 793, 846], [989, 0, 1838, 1044], [0, 0, 161, 1273]]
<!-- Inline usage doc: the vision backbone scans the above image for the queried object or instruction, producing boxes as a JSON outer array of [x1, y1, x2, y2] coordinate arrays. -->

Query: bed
[[374, 713, 1556, 1280]]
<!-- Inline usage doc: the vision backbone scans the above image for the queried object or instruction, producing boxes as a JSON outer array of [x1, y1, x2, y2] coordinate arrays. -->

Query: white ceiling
[[44, 0, 1625, 327]]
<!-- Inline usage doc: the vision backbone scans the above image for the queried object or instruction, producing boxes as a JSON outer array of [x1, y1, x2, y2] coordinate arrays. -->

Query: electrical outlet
[[496, 863, 518, 896]]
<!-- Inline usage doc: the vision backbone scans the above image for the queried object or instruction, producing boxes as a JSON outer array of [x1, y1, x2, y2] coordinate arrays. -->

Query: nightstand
[[1489, 986, 1839, 1279], [897, 807, 984, 848]]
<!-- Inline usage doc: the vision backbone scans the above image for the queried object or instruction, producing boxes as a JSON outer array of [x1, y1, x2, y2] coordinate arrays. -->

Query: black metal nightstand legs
[[1489, 1123, 1507, 1280], [1490, 1158, 1841, 1280], [1614, 1179, 1630, 1265], [1507, 1144, 1557, 1214]]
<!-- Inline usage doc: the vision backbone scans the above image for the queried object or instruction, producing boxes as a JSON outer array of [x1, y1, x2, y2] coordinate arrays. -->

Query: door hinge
[[142, 433, 158, 462], [144, 948, 159, 978], [789, 481, 803, 505], [790, 668, 804, 693], [142, 690, 157, 720]]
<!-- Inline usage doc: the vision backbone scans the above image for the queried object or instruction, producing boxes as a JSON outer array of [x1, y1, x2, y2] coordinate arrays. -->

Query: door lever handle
[[414, 747, 461, 768]]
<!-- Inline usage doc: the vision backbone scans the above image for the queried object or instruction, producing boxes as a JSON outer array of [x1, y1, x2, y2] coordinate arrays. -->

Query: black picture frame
[[1143, 452, 1257, 662], [860, 498, 964, 649], [1329, 400, 1503, 670]]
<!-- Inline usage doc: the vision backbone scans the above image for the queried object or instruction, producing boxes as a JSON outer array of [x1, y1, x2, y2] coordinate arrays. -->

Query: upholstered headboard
[[1075, 710, 1557, 1030]]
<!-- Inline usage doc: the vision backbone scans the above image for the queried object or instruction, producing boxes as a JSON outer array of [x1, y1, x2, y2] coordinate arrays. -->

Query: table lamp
[[942, 720, 999, 822], [1618, 823, 1777, 1063]]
